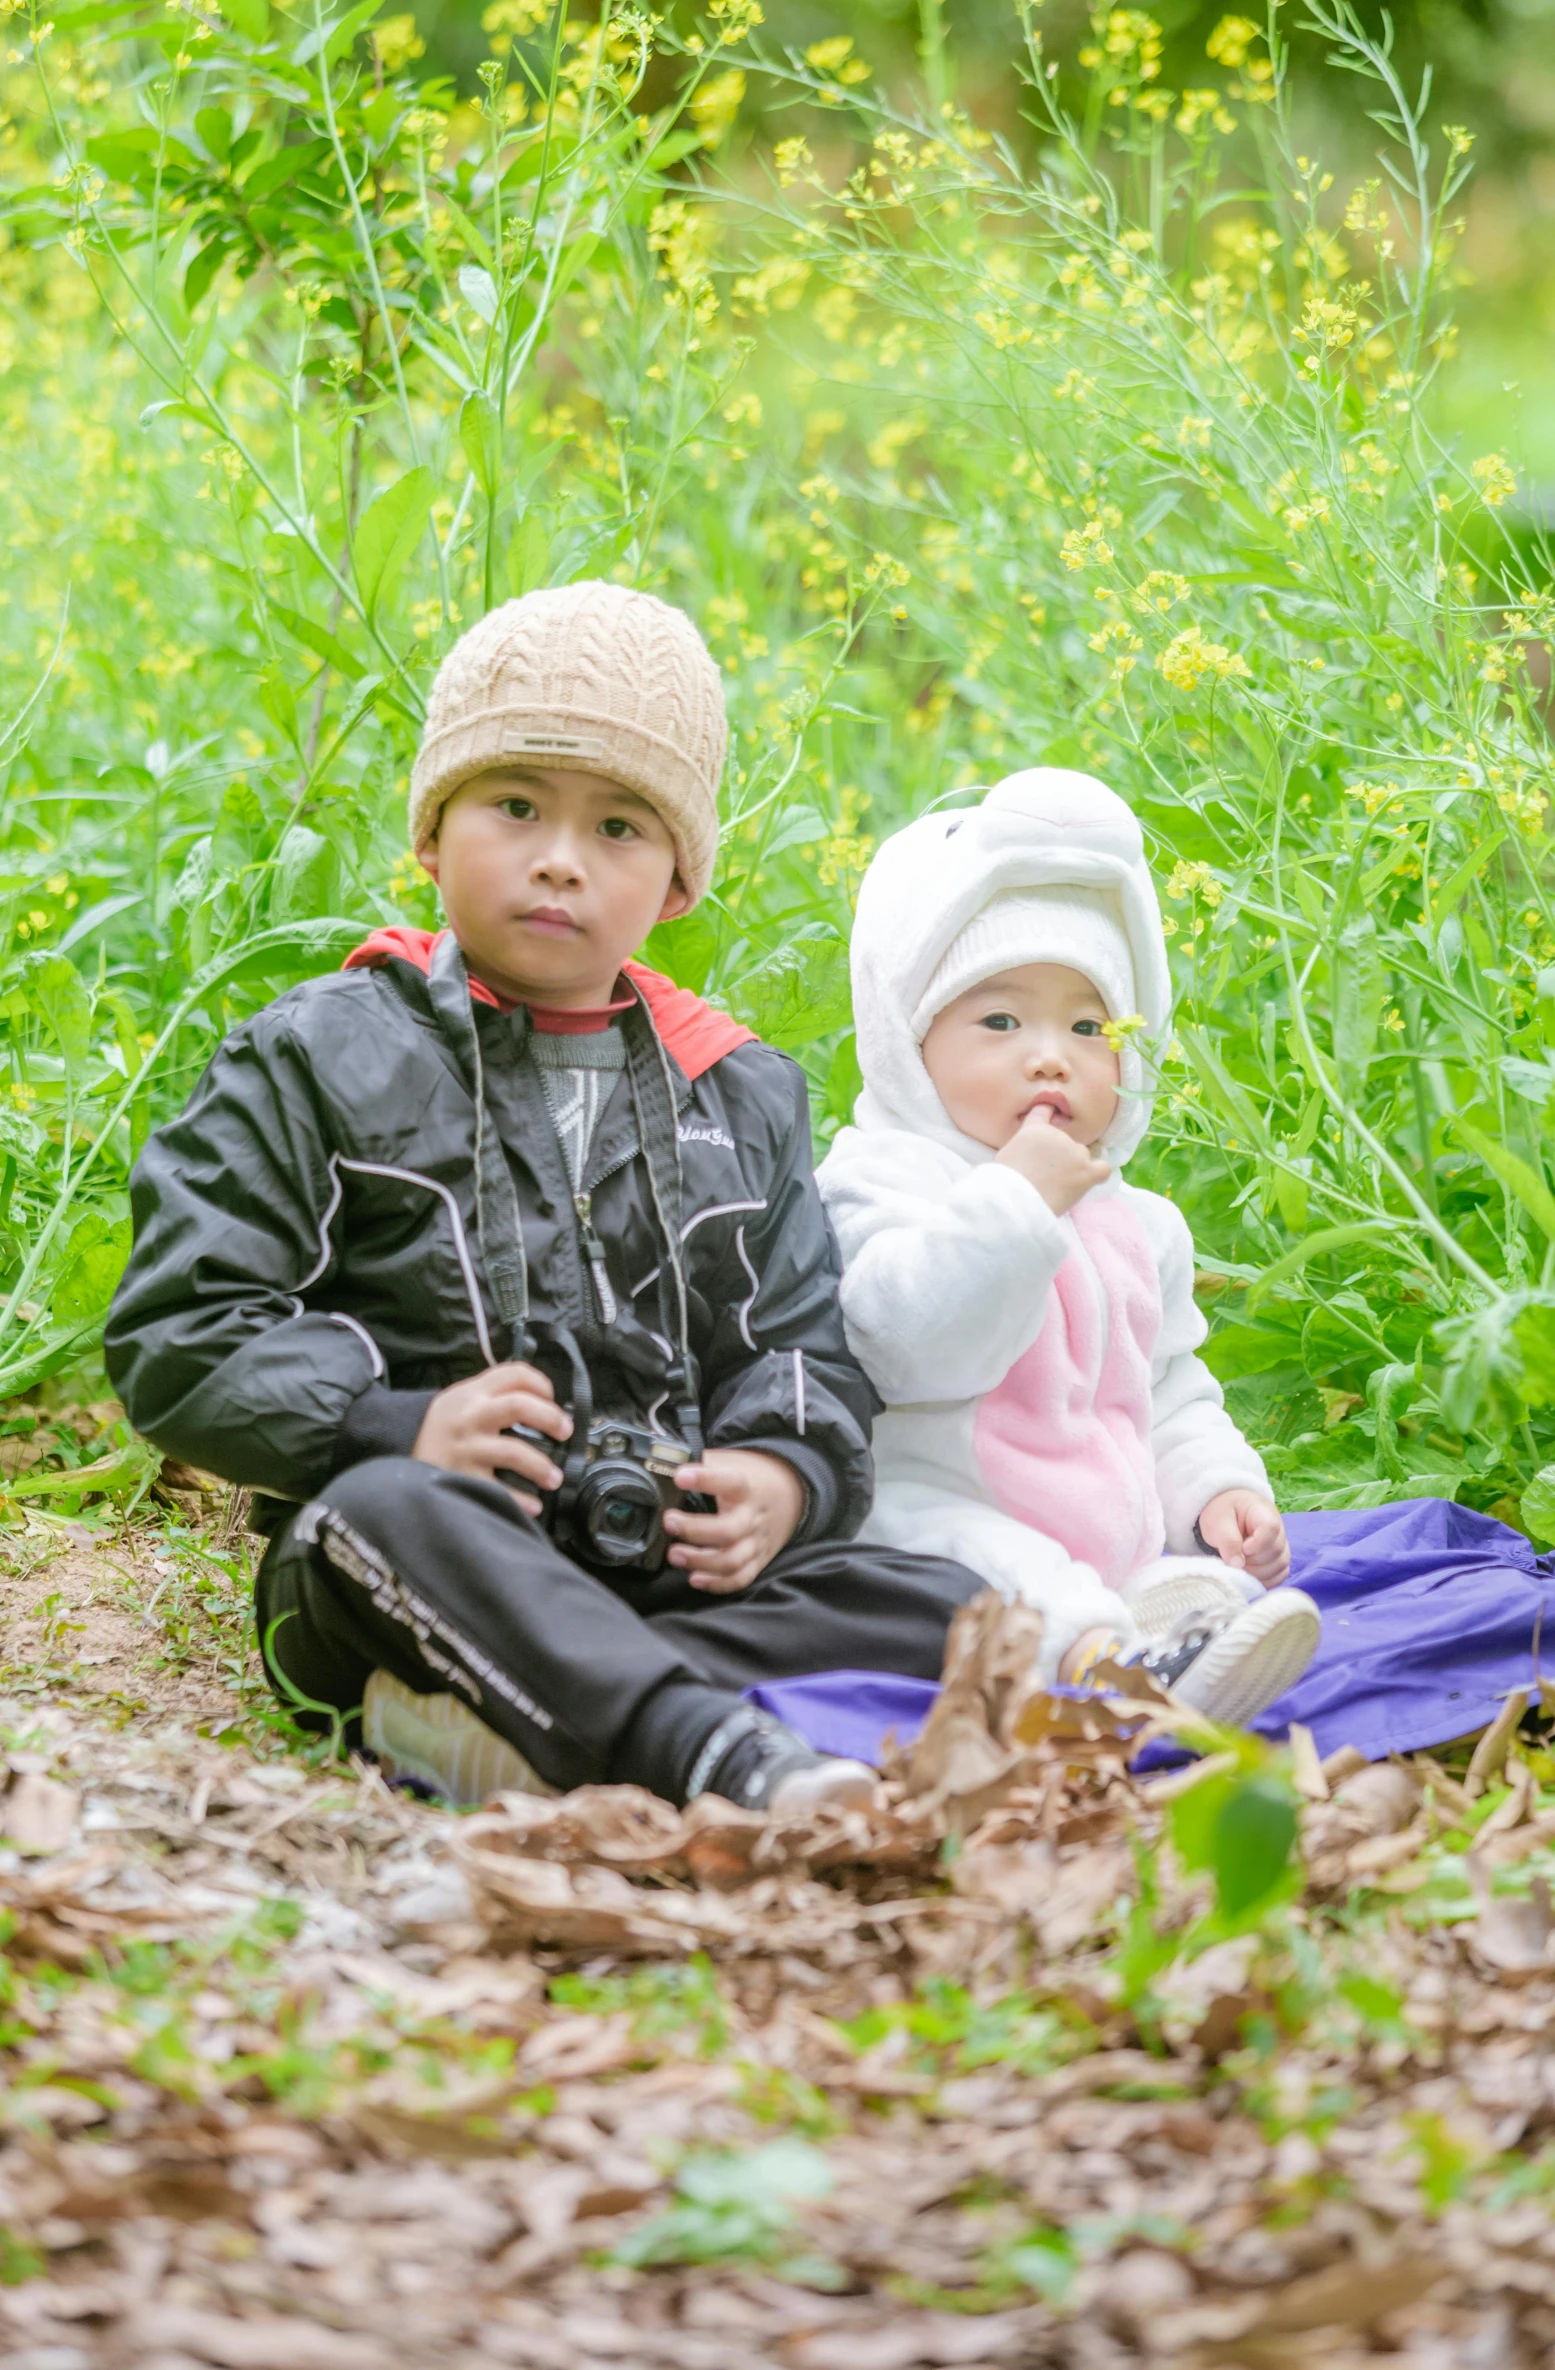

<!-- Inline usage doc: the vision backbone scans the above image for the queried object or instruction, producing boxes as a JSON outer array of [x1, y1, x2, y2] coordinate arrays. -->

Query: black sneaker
[[686, 1707, 877, 1816]]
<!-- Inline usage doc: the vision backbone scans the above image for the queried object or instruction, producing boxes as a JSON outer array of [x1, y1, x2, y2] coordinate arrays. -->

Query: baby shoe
[[1126, 1589, 1321, 1729], [1125, 1554, 1260, 1637], [362, 1668, 555, 1806]]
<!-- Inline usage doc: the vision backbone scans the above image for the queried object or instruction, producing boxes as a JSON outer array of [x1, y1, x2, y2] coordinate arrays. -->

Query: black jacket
[[105, 948, 876, 1542]]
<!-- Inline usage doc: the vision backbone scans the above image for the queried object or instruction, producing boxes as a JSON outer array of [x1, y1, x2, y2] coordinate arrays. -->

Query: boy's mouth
[[517, 905, 582, 938], [1020, 1089, 1073, 1123]]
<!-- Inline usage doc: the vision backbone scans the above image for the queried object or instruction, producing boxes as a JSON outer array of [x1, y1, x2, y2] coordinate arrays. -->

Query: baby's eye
[[499, 796, 538, 822], [1073, 1018, 1105, 1037], [979, 1012, 1020, 1033], [599, 815, 640, 841]]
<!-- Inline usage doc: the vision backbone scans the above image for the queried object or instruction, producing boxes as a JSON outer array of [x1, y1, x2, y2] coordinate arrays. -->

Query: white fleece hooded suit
[[818, 769, 1272, 1676]]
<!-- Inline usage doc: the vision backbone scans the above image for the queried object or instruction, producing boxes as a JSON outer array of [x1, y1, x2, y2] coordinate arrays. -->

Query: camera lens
[[577, 1460, 664, 1568]]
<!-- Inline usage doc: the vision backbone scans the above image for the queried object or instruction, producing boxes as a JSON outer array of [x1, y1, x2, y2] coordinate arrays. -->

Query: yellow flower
[[1157, 628, 1250, 692], [1471, 452, 1516, 509], [773, 135, 813, 187], [1100, 1011, 1146, 1051], [371, 12, 424, 72], [1061, 520, 1114, 570], [708, 0, 763, 39], [691, 67, 744, 147], [1206, 14, 1258, 66], [1165, 859, 1224, 907]]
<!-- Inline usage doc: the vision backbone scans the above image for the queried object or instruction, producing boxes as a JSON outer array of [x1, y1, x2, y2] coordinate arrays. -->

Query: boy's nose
[[532, 834, 586, 887]]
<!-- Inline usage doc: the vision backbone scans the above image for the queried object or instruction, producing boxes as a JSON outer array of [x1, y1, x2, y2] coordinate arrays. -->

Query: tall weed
[[0, 0, 1552, 1520]]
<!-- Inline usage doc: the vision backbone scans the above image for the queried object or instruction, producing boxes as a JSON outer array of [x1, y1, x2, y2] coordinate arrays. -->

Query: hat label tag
[[507, 732, 605, 758]]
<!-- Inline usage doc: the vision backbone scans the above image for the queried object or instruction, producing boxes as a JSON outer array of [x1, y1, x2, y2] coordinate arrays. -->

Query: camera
[[559, 1416, 708, 1572], [501, 1327, 712, 1575]]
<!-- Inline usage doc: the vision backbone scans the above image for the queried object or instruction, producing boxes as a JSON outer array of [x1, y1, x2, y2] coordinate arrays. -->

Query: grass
[[0, 2, 1553, 1513]]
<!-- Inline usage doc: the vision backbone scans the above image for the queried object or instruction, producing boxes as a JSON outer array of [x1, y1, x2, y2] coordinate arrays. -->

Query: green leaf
[[505, 508, 551, 596], [458, 263, 499, 325], [352, 465, 435, 618], [51, 1210, 132, 1325], [183, 234, 230, 314], [1457, 1118, 1555, 1249], [270, 602, 366, 679], [642, 907, 718, 995], [292, 0, 383, 69], [195, 105, 233, 162], [459, 388, 503, 496], [1431, 829, 1504, 930], [240, 141, 330, 200], [19, 952, 93, 1071], [221, 0, 270, 36], [1247, 1222, 1394, 1310], [726, 933, 851, 1051], [269, 825, 339, 924], [1521, 1464, 1555, 1546], [1332, 916, 1383, 1091], [1171, 1770, 1298, 1924]]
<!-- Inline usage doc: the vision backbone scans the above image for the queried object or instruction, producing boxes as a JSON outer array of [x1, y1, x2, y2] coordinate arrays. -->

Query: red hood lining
[[342, 925, 756, 1082]]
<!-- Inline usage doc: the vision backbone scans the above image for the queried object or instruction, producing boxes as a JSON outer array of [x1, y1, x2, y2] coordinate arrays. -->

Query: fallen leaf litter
[[3, 1537, 1555, 2365]]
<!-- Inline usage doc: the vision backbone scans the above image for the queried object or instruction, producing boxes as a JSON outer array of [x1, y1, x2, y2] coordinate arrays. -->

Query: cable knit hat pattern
[[409, 581, 727, 902]]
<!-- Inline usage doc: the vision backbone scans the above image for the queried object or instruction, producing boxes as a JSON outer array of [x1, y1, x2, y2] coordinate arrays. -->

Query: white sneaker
[[1127, 1589, 1321, 1728], [1125, 1555, 1261, 1636], [362, 1669, 554, 1807]]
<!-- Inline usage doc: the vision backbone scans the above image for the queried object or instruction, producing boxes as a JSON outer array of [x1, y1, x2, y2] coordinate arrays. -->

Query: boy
[[106, 582, 980, 1812]]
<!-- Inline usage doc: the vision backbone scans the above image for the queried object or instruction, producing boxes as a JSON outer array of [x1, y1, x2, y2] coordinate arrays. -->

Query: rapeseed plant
[[0, 0, 1550, 1537]]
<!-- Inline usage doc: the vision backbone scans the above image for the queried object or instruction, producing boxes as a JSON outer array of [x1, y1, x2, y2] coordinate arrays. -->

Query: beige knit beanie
[[409, 581, 727, 901]]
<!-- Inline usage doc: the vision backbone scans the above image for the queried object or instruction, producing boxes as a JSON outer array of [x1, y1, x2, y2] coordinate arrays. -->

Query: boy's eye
[[499, 796, 537, 821], [1073, 1018, 1105, 1037], [599, 816, 640, 842], [979, 1012, 1020, 1033]]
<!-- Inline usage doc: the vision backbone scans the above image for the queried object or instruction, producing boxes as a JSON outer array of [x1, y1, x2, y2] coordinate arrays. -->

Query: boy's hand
[[413, 1362, 573, 1517], [996, 1105, 1110, 1217], [1198, 1488, 1290, 1585], [664, 1448, 805, 1593]]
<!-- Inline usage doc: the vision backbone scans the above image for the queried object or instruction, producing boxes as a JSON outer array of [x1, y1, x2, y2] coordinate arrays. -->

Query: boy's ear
[[416, 836, 440, 886], [657, 872, 693, 924]]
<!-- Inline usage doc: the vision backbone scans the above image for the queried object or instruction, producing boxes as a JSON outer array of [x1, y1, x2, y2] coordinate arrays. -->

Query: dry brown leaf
[[1288, 1721, 1328, 1801], [1229, 2251, 1444, 2336], [125, 2303, 393, 2368], [1, 1769, 79, 1855], [787, 2311, 1033, 2369], [1464, 1866, 1555, 1975], [1465, 1689, 1529, 1798]]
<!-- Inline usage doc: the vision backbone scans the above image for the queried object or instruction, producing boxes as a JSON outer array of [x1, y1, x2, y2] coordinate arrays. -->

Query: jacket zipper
[[574, 1192, 618, 1326]]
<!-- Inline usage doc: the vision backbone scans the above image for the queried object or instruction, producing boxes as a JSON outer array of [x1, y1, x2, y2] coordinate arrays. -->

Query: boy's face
[[920, 962, 1121, 1153], [419, 765, 691, 1007]]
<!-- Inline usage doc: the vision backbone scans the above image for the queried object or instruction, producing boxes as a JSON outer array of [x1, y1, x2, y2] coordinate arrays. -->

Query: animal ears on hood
[[978, 768, 1145, 866]]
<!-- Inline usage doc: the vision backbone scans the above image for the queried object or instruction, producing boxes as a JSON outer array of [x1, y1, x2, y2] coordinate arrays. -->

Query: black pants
[[255, 1458, 981, 1803]]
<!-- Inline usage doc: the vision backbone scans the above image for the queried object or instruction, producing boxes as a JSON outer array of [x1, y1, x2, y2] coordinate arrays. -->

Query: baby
[[818, 768, 1320, 1726]]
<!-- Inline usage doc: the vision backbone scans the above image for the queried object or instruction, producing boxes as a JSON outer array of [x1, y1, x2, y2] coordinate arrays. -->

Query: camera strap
[[426, 939, 704, 1460], [427, 932, 535, 1363], [624, 991, 704, 1462]]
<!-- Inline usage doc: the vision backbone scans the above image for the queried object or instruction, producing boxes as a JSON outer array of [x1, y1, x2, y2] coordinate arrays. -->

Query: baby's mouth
[[1021, 1090, 1073, 1123]]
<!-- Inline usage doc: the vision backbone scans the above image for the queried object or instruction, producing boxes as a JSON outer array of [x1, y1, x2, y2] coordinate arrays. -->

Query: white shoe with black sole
[[1127, 1588, 1322, 1729]]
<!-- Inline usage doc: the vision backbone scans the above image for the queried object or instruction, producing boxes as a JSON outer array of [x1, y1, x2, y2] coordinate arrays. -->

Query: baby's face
[[920, 962, 1121, 1153]]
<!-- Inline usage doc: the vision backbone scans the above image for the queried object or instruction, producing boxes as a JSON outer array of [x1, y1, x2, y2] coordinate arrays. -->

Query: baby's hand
[[1198, 1488, 1289, 1585], [996, 1105, 1110, 1217]]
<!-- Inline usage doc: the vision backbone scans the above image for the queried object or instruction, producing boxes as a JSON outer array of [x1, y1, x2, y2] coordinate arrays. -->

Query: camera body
[[558, 1415, 709, 1573], [506, 1406, 710, 1573]]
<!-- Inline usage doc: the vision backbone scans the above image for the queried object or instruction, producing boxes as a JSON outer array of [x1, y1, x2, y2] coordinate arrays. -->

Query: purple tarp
[[747, 1498, 1555, 1766]]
